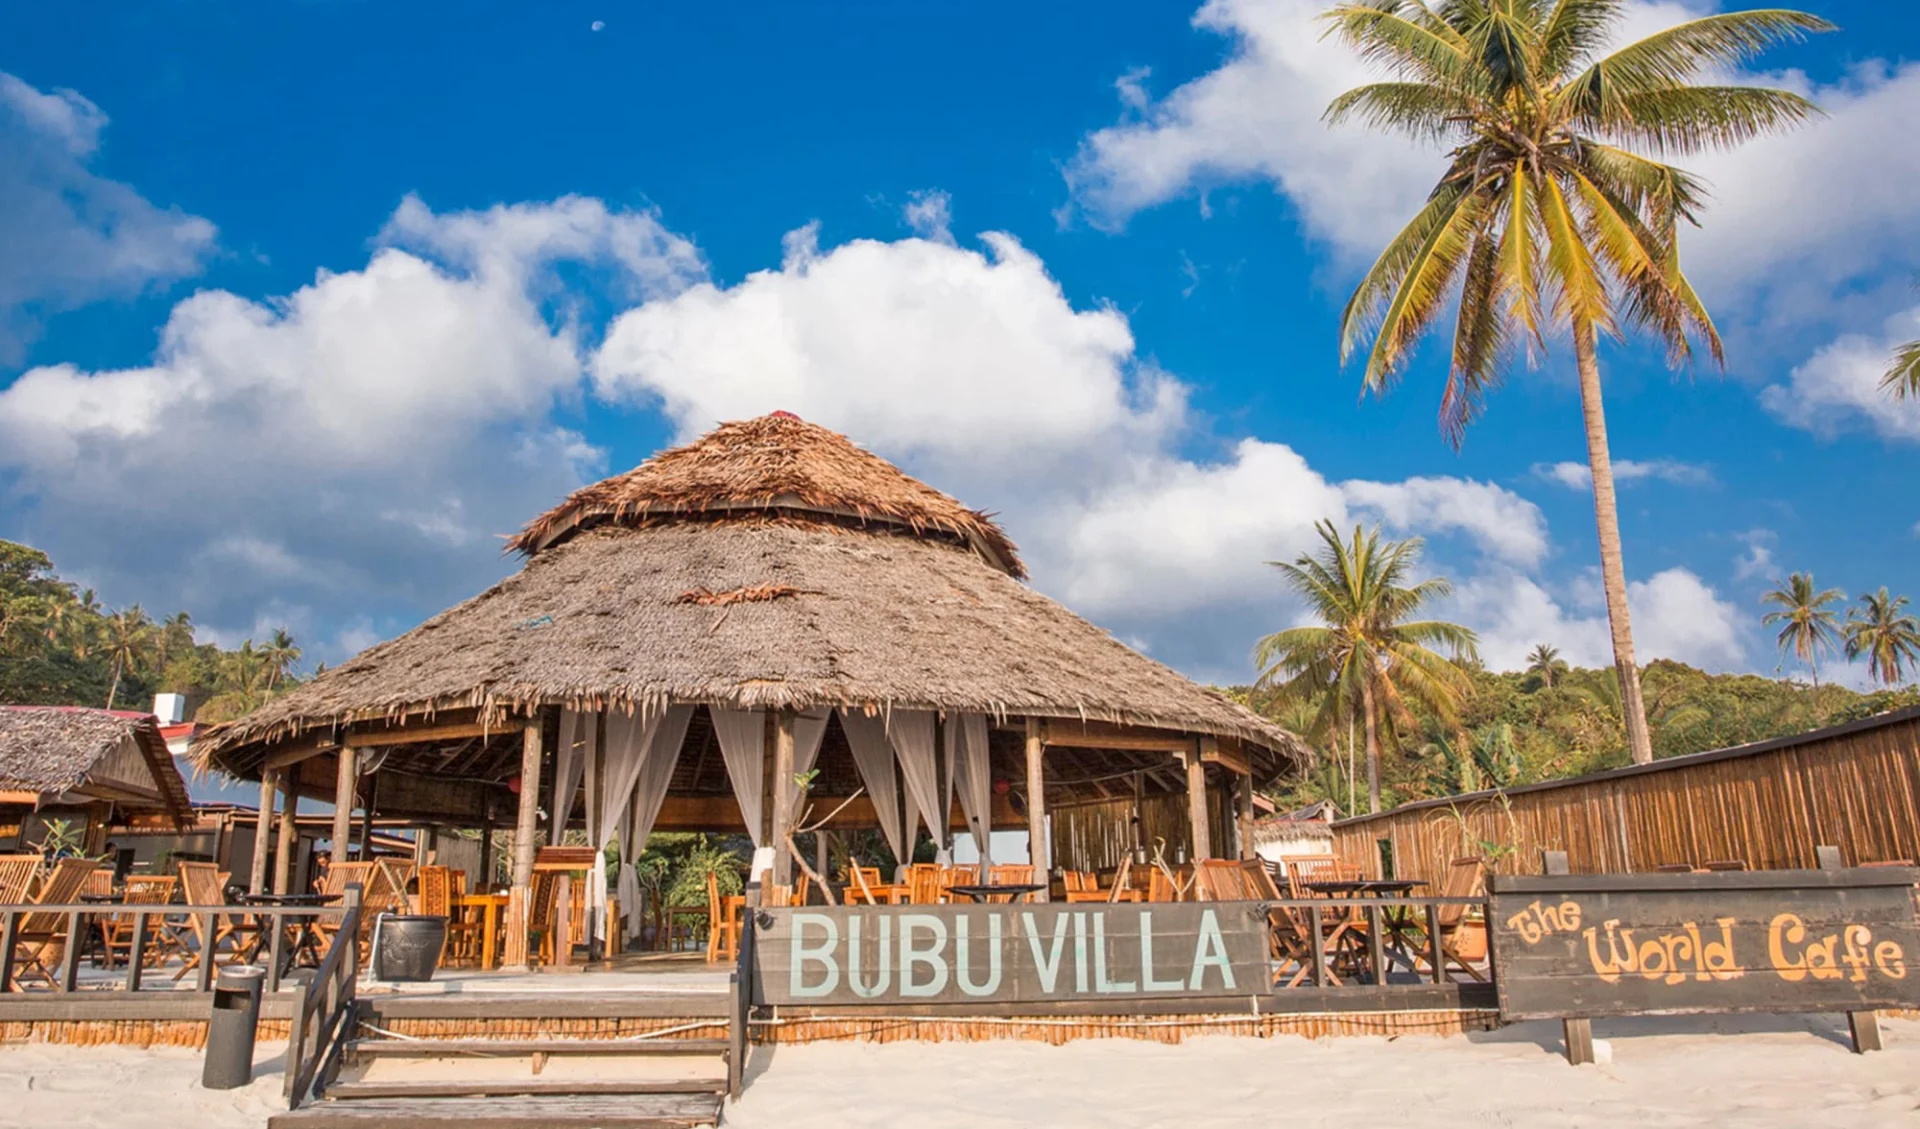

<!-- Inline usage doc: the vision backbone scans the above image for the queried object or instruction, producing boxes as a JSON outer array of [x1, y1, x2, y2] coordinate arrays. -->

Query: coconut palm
[[1255, 521, 1479, 812], [102, 605, 152, 709], [1760, 572, 1845, 686], [1524, 643, 1569, 689], [262, 627, 302, 690], [1843, 589, 1920, 688], [1321, 1, 1830, 765], [1886, 339, 1920, 398]]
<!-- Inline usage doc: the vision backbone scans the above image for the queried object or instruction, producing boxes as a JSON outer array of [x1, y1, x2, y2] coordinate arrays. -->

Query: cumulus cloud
[[901, 190, 955, 244], [1063, 1, 1920, 317], [1760, 305, 1920, 441], [1532, 458, 1714, 490], [0, 196, 703, 649], [0, 71, 217, 361], [1451, 567, 1745, 673]]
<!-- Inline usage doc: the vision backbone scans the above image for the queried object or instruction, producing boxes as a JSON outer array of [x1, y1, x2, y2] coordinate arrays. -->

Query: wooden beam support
[[343, 717, 530, 748], [1025, 717, 1049, 900], [1236, 771, 1256, 860], [263, 738, 335, 771], [249, 770, 277, 895], [331, 746, 356, 862], [771, 709, 796, 886], [503, 717, 545, 970], [1200, 734, 1251, 776], [273, 773, 298, 895], [1039, 719, 1195, 754], [1185, 742, 1212, 863]]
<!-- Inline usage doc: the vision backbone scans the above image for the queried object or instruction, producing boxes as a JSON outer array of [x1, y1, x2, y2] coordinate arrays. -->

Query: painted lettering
[[1138, 911, 1185, 993], [1875, 940, 1907, 979], [898, 914, 949, 997], [1022, 911, 1071, 993], [1092, 912, 1137, 994], [1188, 908, 1236, 992], [847, 914, 891, 998], [789, 912, 840, 998], [955, 915, 1002, 997], [1072, 912, 1090, 994]]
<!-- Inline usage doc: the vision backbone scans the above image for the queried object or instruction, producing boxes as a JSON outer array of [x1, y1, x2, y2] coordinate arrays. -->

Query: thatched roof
[[198, 414, 1307, 781], [0, 707, 192, 824], [510, 412, 1025, 578]]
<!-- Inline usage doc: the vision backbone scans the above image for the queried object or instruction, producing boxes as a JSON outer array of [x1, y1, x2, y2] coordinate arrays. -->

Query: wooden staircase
[[269, 991, 741, 1129]]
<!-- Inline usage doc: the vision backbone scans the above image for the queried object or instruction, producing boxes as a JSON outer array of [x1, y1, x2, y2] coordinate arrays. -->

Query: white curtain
[[712, 707, 767, 846], [888, 710, 942, 859], [840, 709, 905, 864], [549, 710, 590, 845], [785, 708, 831, 824], [949, 713, 993, 867], [588, 707, 664, 942], [614, 705, 692, 942]]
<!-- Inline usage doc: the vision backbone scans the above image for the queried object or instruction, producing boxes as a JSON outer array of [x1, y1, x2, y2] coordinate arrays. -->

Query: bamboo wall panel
[[1050, 793, 1191, 872], [1332, 718, 1920, 885]]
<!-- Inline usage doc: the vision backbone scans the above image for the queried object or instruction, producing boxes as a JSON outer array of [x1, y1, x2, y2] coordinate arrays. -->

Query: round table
[[945, 883, 1047, 903]]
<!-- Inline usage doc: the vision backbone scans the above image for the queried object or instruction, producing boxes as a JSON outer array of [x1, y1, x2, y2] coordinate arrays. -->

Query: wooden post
[[1024, 718, 1048, 900], [1236, 773, 1256, 860], [814, 830, 829, 892], [1816, 845, 1883, 1052], [1540, 848, 1593, 1063], [359, 768, 379, 861], [249, 771, 277, 895], [771, 710, 796, 886], [503, 717, 545, 970], [273, 772, 299, 895], [330, 745, 355, 863], [1184, 742, 1211, 863], [552, 874, 572, 968], [480, 812, 494, 890]]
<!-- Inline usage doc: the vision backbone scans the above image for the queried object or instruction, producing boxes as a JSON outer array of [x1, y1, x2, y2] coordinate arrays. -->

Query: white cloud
[[1063, 2, 1920, 321], [901, 190, 955, 244], [1533, 458, 1714, 490], [0, 72, 217, 361], [1452, 567, 1745, 673], [0, 196, 703, 651], [1732, 529, 1775, 582], [1760, 306, 1920, 441]]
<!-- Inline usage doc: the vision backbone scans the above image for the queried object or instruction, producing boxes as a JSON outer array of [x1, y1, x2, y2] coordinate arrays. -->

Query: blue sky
[[1, 0, 1916, 687]]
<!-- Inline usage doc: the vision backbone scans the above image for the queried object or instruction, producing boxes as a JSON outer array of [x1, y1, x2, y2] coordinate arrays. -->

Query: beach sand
[[3, 1015, 1918, 1128]]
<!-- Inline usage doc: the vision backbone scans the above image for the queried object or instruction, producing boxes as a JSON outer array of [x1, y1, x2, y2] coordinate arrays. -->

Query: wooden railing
[[285, 885, 363, 1110], [0, 899, 351, 995], [1258, 894, 1490, 989]]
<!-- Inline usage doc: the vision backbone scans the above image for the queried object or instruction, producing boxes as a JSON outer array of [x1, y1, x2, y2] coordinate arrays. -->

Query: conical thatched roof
[[510, 412, 1025, 578], [0, 707, 192, 825], [198, 414, 1305, 776]]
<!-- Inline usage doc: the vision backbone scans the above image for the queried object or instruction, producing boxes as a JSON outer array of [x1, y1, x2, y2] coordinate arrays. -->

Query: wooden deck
[[268, 1094, 722, 1129]]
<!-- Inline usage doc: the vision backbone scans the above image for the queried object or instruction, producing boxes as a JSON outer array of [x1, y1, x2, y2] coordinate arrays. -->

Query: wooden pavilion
[[0, 707, 192, 855], [195, 413, 1308, 967]]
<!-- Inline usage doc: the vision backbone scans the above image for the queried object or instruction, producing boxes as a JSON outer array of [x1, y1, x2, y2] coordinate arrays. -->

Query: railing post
[[1365, 903, 1386, 986], [1308, 905, 1326, 987], [267, 911, 286, 993], [59, 911, 83, 992], [1425, 903, 1444, 985], [0, 909, 15, 991], [125, 911, 148, 992], [196, 913, 217, 992]]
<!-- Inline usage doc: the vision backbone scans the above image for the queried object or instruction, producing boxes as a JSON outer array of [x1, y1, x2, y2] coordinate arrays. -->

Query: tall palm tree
[[1321, 1, 1829, 765], [1760, 572, 1845, 686], [262, 627, 302, 690], [102, 605, 152, 709], [1255, 521, 1479, 812], [1524, 643, 1569, 688], [1843, 589, 1920, 687], [155, 611, 194, 678]]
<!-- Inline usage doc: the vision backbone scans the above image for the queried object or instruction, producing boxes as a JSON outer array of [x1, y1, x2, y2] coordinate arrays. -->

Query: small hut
[[196, 413, 1307, 964], [0, 707, 192, 857]]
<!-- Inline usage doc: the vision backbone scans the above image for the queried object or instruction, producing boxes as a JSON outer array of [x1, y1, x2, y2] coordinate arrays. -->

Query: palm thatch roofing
[[196, 413, 1307, 785], [0, 707, 192, 825]]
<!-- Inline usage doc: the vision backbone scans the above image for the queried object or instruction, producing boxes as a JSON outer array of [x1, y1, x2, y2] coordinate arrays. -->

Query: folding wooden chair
[[986, 865, 1036, 903], [1425, 856, 1489, 983], [103, 875, 178, 970], [905, 863, 943, 905], [0, 855, 40, 908], [174, 862, 255, 981], [7, 858, 95, 988], [704, 870, 743, 964], [842, 865, 884, 905]]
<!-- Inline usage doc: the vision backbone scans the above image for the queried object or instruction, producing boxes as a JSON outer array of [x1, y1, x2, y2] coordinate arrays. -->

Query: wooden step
[[270, 1093, 721, 1129], [348, 1037, 729, 1058], [322, 1078, 728, 1101]]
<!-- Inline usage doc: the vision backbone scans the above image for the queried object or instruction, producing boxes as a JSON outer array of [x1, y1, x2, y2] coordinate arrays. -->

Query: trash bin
[[202, 965, 265, 1090], [372, 915, 448, 982]]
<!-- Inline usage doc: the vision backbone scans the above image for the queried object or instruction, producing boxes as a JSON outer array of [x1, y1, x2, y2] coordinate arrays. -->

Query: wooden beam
[[1185, 742, 1212, 862], [1025, 718, 1049, 901], [770, 710, 797, 886], [1039, 719, 1194, 753], [331, 746, 356, 861], [1200, 734, 1251, 776], [249, 770, 276, 895], [273, 774, 298, 895], [1236, 772, 1256, 860], [263, 738, 335, 771], [0, 790, 40, 805], [503, 717, 544, 970], [344, 717, 529, 748]]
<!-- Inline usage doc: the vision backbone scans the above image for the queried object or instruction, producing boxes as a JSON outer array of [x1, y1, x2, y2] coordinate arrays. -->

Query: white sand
[[3, 1016, 1918, 1129]]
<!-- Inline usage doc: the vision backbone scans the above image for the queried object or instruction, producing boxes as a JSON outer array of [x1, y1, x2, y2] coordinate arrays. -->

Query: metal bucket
[[372, 915, 447, 981]]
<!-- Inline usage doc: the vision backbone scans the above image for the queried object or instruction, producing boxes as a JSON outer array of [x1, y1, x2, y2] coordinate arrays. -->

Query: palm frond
[[1363, 182, 1492, 391], [1563, 10, 1834, 112], [1320, 2, 1479, 92], [1339, 180, 1472, 364], [1882, 339, 1920, 400], [1443, 227, 1507, 444], [1607, 87, 1825, 155], [1534, 171, 1611, 331], [1539, 0, 1626, 77], [1325, 81, 1482, 142]]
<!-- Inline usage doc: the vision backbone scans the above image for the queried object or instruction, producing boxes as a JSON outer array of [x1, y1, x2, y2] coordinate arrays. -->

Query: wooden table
[[946, 883, 1046, 903], [457, 893, 510, 970]]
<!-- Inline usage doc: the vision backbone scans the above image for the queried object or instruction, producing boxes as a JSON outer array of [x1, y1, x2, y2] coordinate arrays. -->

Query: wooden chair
[[0, 855, 41, 905], [937, 865, 977, 902], [704, 870, 744, 964], [1427, 856, 1490, 982], [312, 861, 374, 953], [789, 871, 811, 908], [439, 869, 481, 965], [1061, 870, 1092, 897], [984, 865, 1035, 904], [905, 863, 943, 905], [842, 865, 884, 905], [1065, 868, 1141, 903], [7, 858, 95, 987], [103, 875, 179, 970], [174, 862, 255, 981]]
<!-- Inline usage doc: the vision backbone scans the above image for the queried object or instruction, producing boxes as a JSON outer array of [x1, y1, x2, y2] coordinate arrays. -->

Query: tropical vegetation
[[1320, 0, 1831, 766], [1843, 588, 1920, 688], [1760, 572, 1844, 686], [1253, 521, 1479, 813], [0, 539, 304, 720]]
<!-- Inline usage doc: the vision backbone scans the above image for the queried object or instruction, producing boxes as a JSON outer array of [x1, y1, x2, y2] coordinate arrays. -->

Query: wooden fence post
[[1816, 844, 1883, 1053], [1543, 849, 1593, 1064]]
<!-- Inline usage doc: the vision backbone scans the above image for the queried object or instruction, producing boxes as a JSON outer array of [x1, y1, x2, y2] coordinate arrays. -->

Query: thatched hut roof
[[0, 707, 192, 825], [510, 412, 1025, 578], [197, 414, 1306, 782]]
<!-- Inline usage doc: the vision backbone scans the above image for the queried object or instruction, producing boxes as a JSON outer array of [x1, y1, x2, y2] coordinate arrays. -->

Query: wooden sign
[[751, 903, 1270, 1007], [1490, 868, 1920, 1024]]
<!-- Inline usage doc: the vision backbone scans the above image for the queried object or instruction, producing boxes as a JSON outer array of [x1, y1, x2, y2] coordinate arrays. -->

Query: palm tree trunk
[[106, 660, 122, 710], [1574, 321, 1655, 765], [1359, 673, 1382, 813]]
